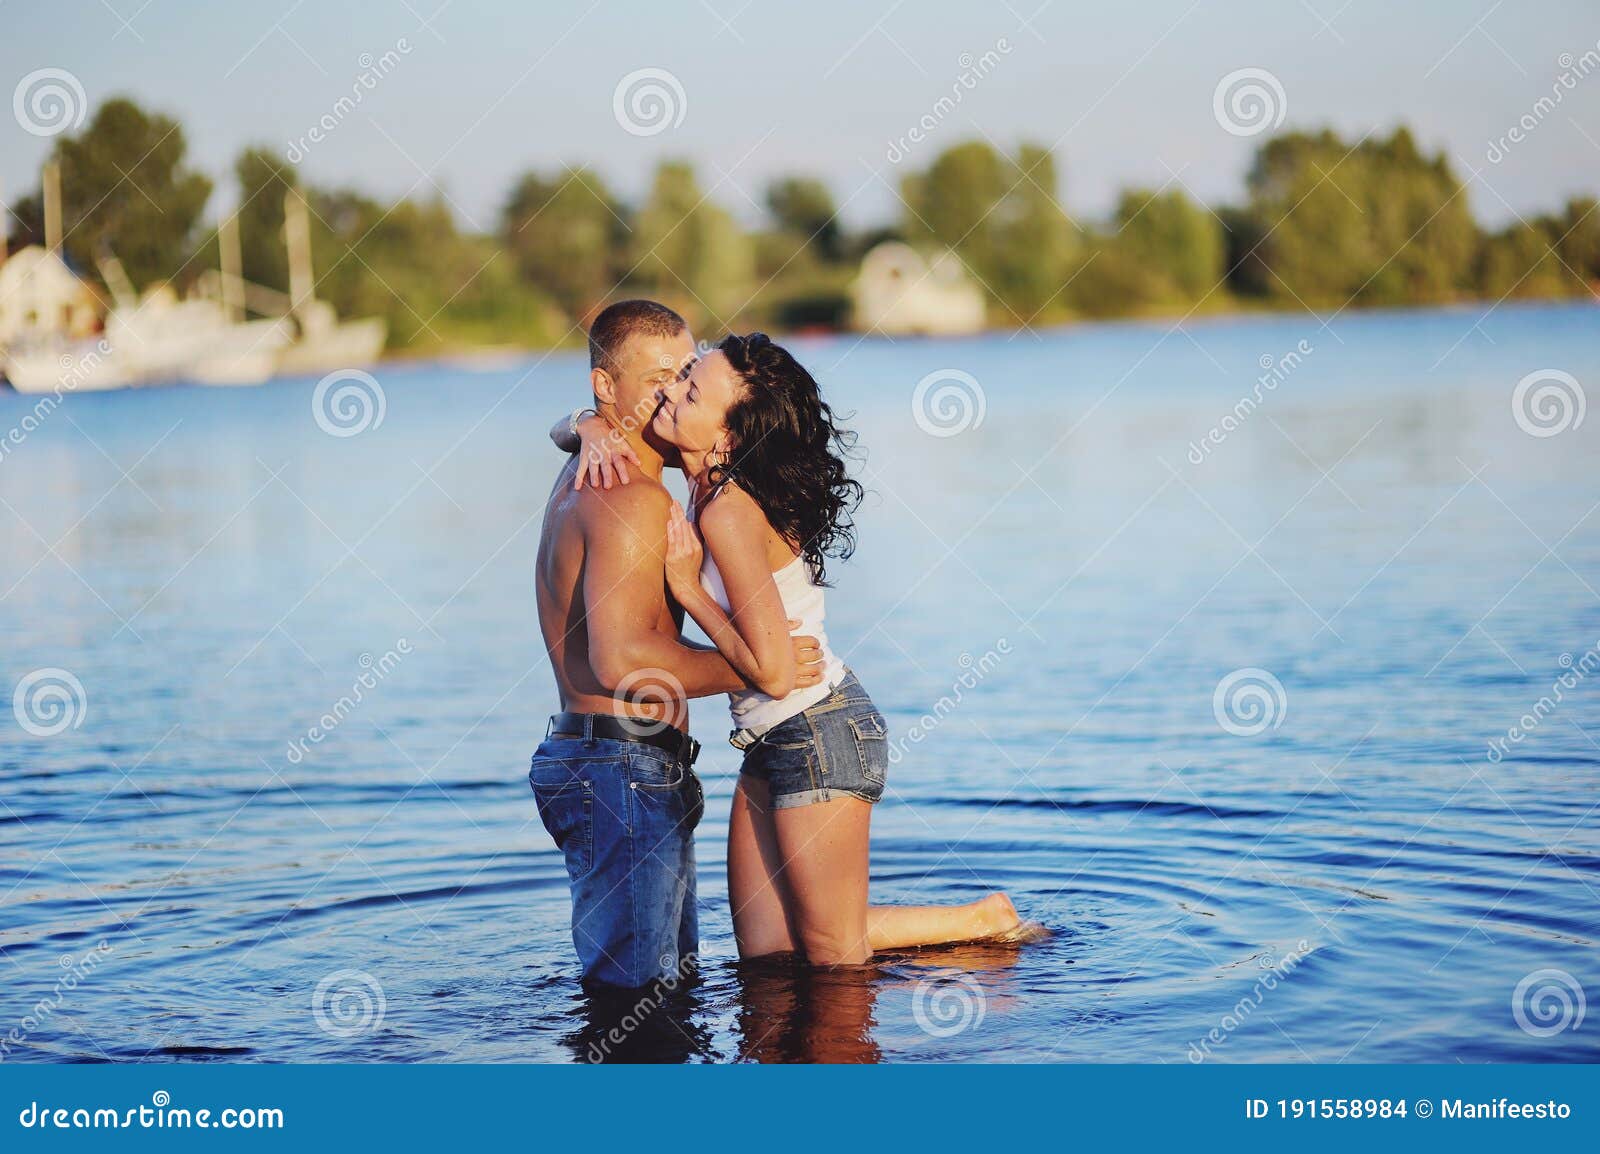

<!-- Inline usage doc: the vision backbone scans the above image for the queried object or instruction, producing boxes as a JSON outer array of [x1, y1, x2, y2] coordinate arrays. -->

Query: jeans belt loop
[[581, 714, 595, 744]]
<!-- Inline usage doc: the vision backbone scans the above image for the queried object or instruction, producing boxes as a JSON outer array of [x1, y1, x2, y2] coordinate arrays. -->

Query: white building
[[851, 241, 986, 336], [0, 246, 102, 348]]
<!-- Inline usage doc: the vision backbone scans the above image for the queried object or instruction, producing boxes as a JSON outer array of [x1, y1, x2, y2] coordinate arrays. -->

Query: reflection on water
[[2, 303, 1598, 1062], [563, 941, 1038, 1064], [730, 959, 885, 1065]]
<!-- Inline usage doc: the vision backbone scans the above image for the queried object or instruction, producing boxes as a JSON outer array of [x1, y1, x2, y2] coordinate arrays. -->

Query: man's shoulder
[[576, 475, 673, 530]]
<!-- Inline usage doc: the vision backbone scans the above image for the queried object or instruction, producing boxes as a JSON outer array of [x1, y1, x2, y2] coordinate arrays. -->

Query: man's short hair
[[588, 300, 688, 375]]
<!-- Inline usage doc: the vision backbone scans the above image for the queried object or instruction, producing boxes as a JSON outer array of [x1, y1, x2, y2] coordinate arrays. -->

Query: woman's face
[[652, 349, 744, 456]]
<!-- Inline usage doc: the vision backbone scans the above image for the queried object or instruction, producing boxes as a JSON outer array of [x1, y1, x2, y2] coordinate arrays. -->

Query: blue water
[[2, 302, 1597, 1063]]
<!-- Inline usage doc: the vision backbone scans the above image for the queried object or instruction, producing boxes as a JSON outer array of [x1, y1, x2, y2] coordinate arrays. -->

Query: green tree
[[1555, 197, 1600, 284], [1477, 220, 1578, 300], [307, 189, 557, 350], [233, 147, 297, 293], [903, 140, 1075, 322], [902, 140, 1009, 289], [991, 145, 1077, 320], [1243, 127, 1478, 306], [1114, 187, 1224, 300], [502, 166, 627, 319], [25, 98, 213, 290], [765, 176, 842, 261], [630, 161, 753, 330]]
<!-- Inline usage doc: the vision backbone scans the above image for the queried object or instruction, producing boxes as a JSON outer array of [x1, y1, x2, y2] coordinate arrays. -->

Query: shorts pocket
[[847, 711, 889, 788], [760, 712, 814, 751], [529, 766, 595, 882]]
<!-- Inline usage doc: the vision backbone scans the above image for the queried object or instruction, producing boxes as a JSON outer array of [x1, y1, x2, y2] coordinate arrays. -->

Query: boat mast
[[219, 212, 244, 323], [43, 161, 63, 253], [284, 187, 314, 320]]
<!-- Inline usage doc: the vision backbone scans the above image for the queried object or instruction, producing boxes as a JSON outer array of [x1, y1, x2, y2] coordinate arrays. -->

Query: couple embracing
[[529, 300, 1037, 989]]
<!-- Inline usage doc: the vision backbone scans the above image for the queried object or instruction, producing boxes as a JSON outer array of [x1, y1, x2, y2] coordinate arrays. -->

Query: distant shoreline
[[369, 292, 1599, 368]]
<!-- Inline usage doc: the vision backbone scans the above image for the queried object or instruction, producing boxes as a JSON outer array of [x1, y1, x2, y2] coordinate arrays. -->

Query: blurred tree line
[[6, 98, 1596, 353]]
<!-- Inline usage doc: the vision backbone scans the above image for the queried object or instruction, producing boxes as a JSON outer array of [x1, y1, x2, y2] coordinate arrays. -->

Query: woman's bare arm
[[664, 495, 797, 699], [548, 410, 641, 490]]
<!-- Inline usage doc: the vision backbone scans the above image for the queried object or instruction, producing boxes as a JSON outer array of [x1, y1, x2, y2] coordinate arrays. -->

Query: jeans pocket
[[531, 775, 595, 882], [684, 772, 705, 833], [631, 749, 687, 790]]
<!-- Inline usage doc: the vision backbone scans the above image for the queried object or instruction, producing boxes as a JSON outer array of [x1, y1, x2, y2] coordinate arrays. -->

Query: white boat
[[4, 338, 131, 394], [5, 296, 290, 393], [2, 170, 291, 394], [275, 300, 386, 376], [273, 189, 387, 376]]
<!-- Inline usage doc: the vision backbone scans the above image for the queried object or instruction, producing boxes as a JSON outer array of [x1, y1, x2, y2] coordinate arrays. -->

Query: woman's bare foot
[[971, 892, 1051, 944], [972, 892, 1021, 937]]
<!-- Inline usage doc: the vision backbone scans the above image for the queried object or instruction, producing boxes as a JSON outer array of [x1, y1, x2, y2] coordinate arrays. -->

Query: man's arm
[[581, 483, 748, 698]]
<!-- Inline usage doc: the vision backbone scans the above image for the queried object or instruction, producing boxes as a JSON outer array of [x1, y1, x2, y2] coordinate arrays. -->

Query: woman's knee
[[797, 920, 869, 966], [735, 928, 794, 960]]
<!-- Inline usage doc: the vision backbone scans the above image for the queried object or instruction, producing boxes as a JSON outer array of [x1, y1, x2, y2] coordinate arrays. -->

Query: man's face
[[604, 329, 697, 434]]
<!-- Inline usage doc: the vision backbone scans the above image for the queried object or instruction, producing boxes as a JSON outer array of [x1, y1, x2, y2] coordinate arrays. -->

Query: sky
[[2, 0, 1598, 233]]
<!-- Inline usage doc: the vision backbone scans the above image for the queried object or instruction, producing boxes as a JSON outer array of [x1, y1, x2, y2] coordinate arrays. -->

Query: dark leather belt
[[546, 712, 700, 765]]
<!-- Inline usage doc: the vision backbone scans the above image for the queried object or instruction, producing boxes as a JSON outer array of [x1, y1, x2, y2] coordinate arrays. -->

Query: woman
[[563, 333, 1039, 965]]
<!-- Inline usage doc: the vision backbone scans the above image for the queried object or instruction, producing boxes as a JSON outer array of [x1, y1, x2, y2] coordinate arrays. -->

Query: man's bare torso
[[535, 456, 684, 722]]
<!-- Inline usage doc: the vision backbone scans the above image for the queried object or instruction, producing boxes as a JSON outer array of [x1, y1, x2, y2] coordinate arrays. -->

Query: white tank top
[[699, 549, 847, 731]]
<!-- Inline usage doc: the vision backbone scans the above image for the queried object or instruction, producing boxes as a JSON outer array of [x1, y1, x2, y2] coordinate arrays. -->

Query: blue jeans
[[529, 734, 703, 988]]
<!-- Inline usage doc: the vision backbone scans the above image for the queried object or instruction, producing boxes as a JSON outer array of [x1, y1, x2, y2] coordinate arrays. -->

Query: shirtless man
[[529, 300, 823, 989]]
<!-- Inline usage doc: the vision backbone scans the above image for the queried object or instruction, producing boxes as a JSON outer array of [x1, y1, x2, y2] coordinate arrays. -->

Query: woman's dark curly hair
[[707, 333, 863, 586]]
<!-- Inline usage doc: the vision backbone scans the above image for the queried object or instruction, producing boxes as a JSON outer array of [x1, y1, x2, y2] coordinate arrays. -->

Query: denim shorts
[[528, 734, 704, 988], [736, 671, 889, 809]]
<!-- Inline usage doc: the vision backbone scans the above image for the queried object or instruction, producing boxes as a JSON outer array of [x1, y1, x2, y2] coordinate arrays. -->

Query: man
[[530, 299, 822, 988]]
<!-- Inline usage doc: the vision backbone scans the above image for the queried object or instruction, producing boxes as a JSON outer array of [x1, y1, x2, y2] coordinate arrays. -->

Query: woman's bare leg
[[867, 893, 1022, 950], [770, 796, 1027, 964], [770, 796, 874, 965], [727, 776, 798, 959]]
